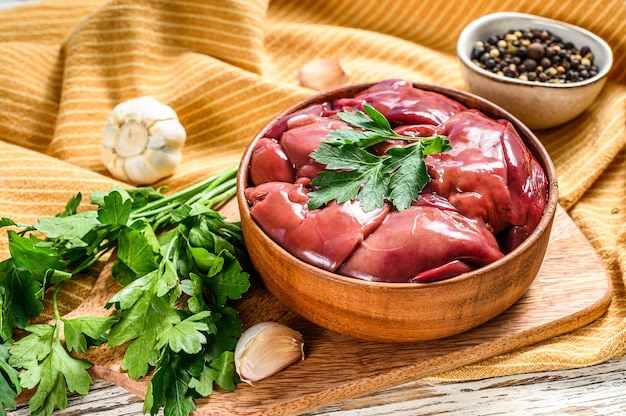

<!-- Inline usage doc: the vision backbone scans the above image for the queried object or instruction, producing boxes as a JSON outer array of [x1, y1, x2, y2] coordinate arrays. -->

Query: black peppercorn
[[523, 58, 537, 72], [580, 45, 591, 57], [565, 70, 578, 81], [470, 27, 597, 84], [471, 45, 484, 60], [503, 65, 517, 77], [484, 58, 497, 69]]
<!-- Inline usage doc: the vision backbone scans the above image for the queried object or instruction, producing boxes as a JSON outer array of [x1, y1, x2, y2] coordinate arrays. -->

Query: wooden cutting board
[[55, 202, 612, 415]]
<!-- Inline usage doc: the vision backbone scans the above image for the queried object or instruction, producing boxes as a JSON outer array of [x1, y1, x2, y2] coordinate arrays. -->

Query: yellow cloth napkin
[[0, 0, 625, 383]]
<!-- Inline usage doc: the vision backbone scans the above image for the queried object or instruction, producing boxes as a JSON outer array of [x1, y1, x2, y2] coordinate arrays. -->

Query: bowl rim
[[237, 81, 559, 290], [456, 11, 613, 89]]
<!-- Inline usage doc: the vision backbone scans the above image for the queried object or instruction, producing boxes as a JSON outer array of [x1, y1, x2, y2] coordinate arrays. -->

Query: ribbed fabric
[[0, 0, 624, 381]]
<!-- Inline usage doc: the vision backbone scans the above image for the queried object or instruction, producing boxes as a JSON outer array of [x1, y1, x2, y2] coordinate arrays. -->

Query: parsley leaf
[[308, 143, 389, 211], [157, 311, 212, 354], [34, 211, 100, 243], [0, 259, 44, 339], [203, 254, 251, 307], [106, 271, 180, 379], [0, 340, 20, 414], [9, 323, 93, 416], [62, 316, 119, 353], [309, 105, 451, 211], [117, 224, 159, 275], [7, 231, 65, 275], [97, 191, 132, 226], [143, 348, 196, 416], [328, 104, 398, 148]]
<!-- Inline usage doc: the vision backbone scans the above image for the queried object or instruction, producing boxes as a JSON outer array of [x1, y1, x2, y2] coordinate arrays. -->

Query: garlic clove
[[123, 154, 158, 185], [148, 119, 187, 149], [234, 322, 305, 385], [101, 139, 115, 166], [101, 122, 118, 149], [296, 58, 349, 91], [123, 147, 182, 185], [122, 96, 177, 125], [104, 153, 130, 183], [146, 146, 183, 174]]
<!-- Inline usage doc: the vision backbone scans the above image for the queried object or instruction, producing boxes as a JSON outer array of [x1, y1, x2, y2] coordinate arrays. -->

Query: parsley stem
[[71, 241, 117, 276], [52, 283, 64, 346], [52, 284, 62, 322], [129, 166, 238, 234], [163, 234, 179, 265], [190, 176, 237, 208], [131, 164, 238, 219]]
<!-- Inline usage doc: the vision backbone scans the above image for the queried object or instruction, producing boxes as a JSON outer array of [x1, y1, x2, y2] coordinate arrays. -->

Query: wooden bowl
[[236, 82, 559, 342]]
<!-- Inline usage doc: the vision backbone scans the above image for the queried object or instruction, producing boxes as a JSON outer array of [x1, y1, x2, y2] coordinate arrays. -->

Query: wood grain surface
[[15, 202, 612, 415], [9, 358, 626, 415]]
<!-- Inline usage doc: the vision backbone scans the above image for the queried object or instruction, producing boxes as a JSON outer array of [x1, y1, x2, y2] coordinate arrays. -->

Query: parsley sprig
[[308, 105, 451, 212], [0, 165, 250, 416]]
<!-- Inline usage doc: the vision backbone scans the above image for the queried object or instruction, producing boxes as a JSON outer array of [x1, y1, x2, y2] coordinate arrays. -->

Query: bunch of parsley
[[0, 165, 250, 416], [308, 104, 451, 212]]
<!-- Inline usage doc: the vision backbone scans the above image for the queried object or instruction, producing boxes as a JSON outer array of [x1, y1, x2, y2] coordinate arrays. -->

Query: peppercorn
[[470, 27, 597, 84], [580, 45, 591, 56], [471, 45, 484, 60], [565, 70, 578, 81], [503, 65, 517, 77], [523, 58, 537, 72], [527, 42, 544, 60], [485, 57, 497, 69], [544, 67, 558, 78]]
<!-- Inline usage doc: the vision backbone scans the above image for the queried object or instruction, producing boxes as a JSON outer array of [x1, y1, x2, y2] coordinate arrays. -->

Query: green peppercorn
[[544, 67, 558, 77]]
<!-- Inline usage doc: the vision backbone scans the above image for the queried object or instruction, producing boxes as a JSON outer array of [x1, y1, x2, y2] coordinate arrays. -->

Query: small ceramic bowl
[[237, 82, 558, 342], [457, 12, 613, 130]]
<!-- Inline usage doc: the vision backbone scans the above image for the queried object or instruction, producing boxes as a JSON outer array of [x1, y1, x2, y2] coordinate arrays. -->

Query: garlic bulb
[[234, 322, 305, 385], [296, 58, 349, 91], [101, 96, 186, 185]]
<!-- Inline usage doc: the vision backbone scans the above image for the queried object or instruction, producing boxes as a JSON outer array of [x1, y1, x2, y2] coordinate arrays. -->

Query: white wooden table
[[7, 358, 626, 415], [0, 0, 41, 9]]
